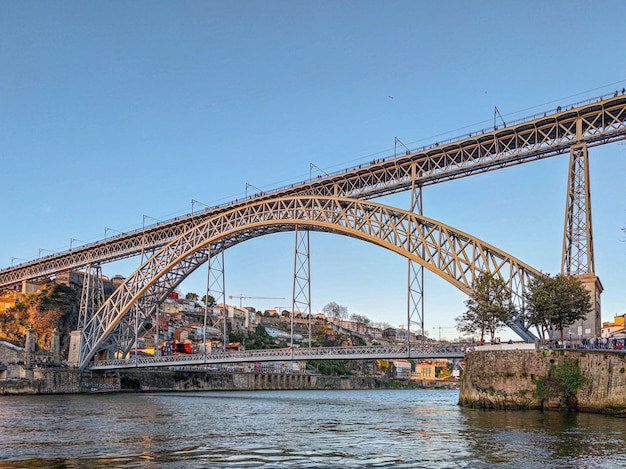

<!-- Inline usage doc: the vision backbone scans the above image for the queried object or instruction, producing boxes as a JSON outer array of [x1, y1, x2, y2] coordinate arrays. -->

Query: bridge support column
[[561, 142, 601, 338], [562, 143, 595, 275], [571, 273, 603, 340], [68, 330, 83, 368], [207, 249, 227, 351], [407, 169, 425, 348], [78, 263, 104, 331], [292, 226, 312, 348]]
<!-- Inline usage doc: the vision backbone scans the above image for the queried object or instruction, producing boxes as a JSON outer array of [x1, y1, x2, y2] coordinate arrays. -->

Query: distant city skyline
[[2, 1, 626, 340]]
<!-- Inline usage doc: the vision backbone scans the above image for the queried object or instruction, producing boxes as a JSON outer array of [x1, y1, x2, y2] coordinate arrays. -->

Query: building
[[54, 271, 119, 296], [0, 294, 18, 312], [412, 358, 450, 380], [602, 314, 626, 338], [392, 360, 412, 379]]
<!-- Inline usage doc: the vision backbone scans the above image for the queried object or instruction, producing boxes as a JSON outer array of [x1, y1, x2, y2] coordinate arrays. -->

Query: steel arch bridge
[[78, 196, 541, 370]]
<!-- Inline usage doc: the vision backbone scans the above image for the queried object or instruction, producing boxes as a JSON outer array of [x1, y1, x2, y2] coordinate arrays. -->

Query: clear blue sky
[[2, 1, 626, 340]]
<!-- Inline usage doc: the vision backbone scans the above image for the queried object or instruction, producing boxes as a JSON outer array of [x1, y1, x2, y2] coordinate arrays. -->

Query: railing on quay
[[88, 343, 470, 370]]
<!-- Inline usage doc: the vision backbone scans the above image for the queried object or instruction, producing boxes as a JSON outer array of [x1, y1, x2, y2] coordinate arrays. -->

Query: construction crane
[[228, 295, 285, 308]]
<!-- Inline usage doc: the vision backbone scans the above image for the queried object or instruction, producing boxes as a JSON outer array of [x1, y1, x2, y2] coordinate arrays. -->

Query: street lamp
[[10, 257, 26, 266]]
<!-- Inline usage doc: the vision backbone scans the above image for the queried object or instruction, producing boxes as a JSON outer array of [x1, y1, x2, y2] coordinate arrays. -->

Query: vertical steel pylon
[[78, 264, 104, 331], [562, 143, 594, 275], [208, 247, 227, 351], [407, 165, 425, 352], [292, 226, 312, 349]]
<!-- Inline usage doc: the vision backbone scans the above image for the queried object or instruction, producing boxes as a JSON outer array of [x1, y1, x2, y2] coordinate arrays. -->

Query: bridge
[[1, 92, 625, 370], [90, 343, 468, 371]]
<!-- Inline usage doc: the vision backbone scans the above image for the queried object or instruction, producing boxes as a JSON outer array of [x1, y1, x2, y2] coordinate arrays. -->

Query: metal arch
[[78, 196, 543, 369]]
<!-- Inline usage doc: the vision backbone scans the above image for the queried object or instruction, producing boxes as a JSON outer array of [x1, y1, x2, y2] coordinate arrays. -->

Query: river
[[1, 389, 625, 468]]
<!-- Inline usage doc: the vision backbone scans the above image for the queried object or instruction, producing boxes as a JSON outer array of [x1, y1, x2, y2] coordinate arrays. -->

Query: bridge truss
[[76, 196, 542, 369], [1, 93, 624, 287], [90, 343, 467, 371], [1, 93, 625, 369]]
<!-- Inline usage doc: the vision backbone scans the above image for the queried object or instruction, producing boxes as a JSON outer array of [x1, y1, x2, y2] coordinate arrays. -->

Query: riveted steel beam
[[2, 94, 625, 289], [77, 196, 543, 369]]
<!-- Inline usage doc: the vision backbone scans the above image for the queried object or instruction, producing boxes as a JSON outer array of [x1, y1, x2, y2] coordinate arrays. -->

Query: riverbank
[[0, 368, 458, 395], [459, 348, 626, 415]]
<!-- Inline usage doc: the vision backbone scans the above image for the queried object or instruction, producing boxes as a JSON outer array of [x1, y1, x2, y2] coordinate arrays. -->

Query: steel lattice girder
[[2, 95, 625, 289], [78, 196, 543, 369]]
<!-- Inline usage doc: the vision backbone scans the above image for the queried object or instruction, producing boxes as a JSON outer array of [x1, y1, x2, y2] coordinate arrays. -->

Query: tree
[[185, 292, 199, 302], [201, 294, 215, 307], [456, 273, 515, 343], [350, 313, 371, 327], [525, 274, 592, 341], [323, 302, 348, 322]]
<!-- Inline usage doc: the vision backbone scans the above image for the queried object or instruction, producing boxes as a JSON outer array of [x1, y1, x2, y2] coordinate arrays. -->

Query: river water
[[1, 389, 625, 468]]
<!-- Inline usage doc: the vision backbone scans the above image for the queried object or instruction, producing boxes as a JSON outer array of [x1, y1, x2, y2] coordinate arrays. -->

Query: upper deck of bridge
[[2, 91, 625, 288]]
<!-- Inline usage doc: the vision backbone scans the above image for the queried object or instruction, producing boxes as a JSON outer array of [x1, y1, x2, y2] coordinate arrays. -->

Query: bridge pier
[[67, 330, 83, 368], [573, 273, 603, 340]]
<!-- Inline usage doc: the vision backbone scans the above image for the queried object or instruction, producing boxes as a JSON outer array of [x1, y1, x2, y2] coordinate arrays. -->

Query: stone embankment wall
[[120, 370, 377, 392], [459, 349, 626, 414], [0, 369, 120, 395], [0, 369, 376, 394]]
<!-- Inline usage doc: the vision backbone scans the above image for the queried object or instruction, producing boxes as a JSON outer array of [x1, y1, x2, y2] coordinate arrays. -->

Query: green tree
[[201, 294, 215, 307], [185, 292, 199, 302], [525, 274, 592, 341], [456, 273, 515, 343]]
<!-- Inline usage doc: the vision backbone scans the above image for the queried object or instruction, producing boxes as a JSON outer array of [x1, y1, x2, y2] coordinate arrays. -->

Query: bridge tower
[[407, 161, 425, 347], [292, 226, 312, 348], [207, 248, 228, 351], [68, 264, 105, 367], [561, 136, 602, 339]]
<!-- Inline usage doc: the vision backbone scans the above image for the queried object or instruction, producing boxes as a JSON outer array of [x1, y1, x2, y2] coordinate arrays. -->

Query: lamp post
[[11, 257, 26, 266]]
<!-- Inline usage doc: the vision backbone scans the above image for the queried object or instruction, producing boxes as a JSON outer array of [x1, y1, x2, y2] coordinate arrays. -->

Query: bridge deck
[[89, 344, 468, 370], [2, 93, 625, 287]]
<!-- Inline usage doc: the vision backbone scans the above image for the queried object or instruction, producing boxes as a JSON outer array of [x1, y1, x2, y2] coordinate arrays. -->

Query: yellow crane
[[228, 295, 285, 308]]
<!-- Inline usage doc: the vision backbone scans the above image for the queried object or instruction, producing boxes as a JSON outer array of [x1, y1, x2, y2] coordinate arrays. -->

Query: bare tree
[[323, 302, 348, 323]]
